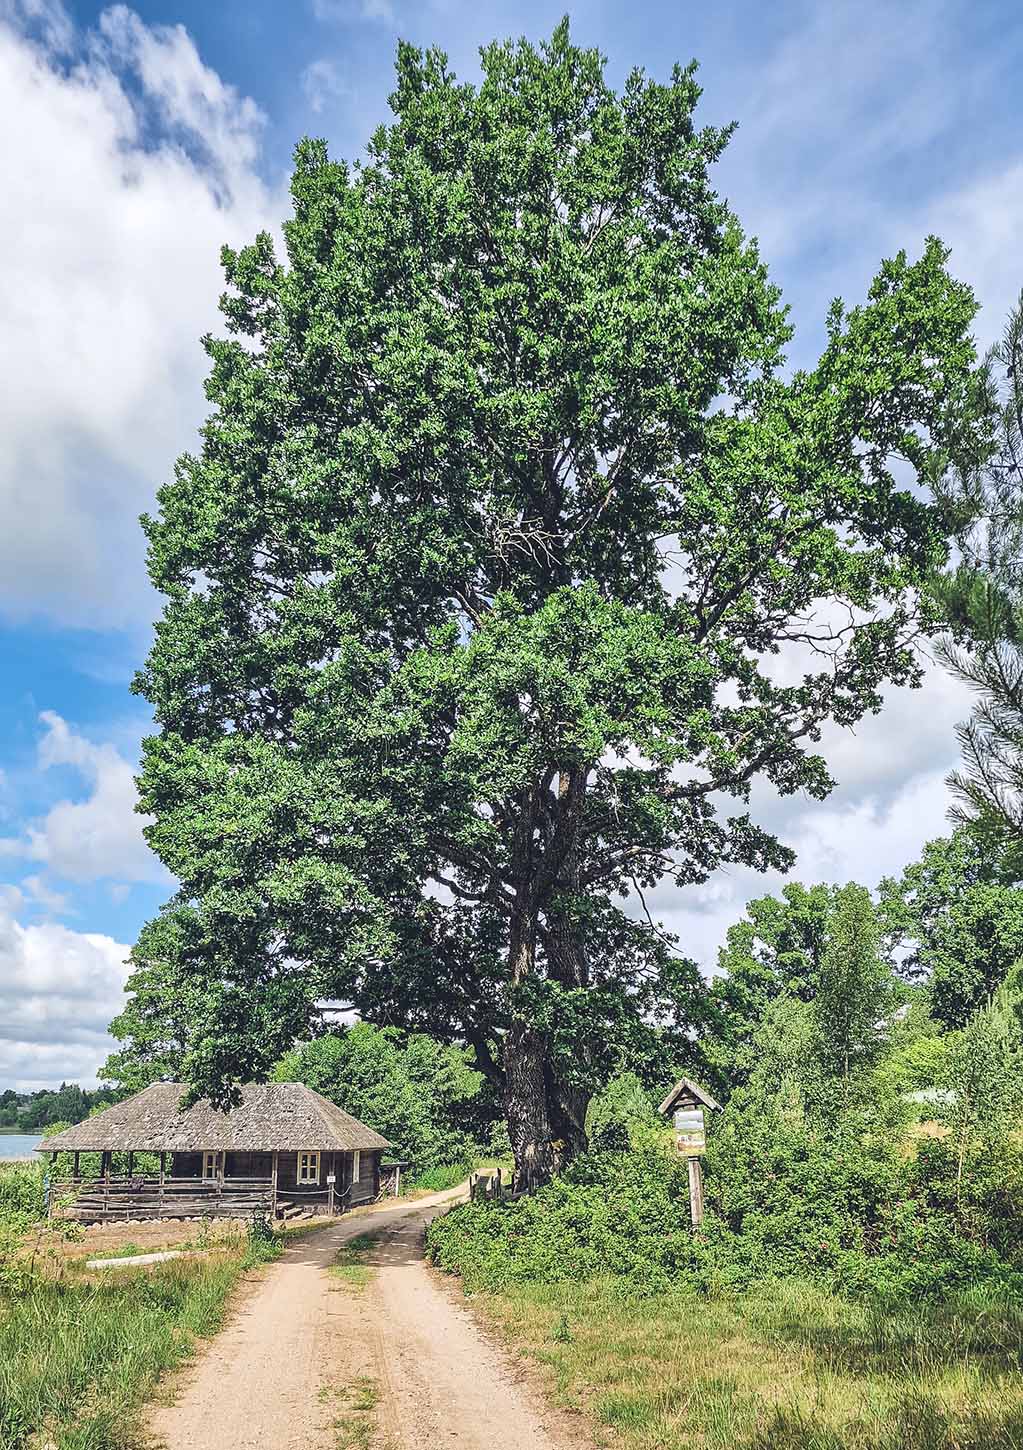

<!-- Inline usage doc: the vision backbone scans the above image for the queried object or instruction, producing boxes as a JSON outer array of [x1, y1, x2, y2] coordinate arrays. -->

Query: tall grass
[[0, 1229, 280, 1450], [405, 1161, 476, 1192], [474, 1275, 1023, 1450]]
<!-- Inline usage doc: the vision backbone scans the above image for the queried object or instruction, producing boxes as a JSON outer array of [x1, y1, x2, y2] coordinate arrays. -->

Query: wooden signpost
[[674, 1107, 706, 1226], [673, 1107, 706, 1155], [658, 1078, 720, 1230]]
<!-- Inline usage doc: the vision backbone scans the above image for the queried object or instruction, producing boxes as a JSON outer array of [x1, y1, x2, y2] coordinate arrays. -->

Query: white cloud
[[301, 57, 349, 114], [630, 647, 974, 975], [723, 1, 960, 249], [652, 765, 956, 975], [919, 160, 1023, 349], [0, 902, 129, 1090], [0, 1, 281, 627], [704, 0, 1018, 376], [0, 0, 72, 50], [0, 712, 169, 884], [0, 883, 25, 914], [22, 874, 73, 916], [311, 0, 395, 22]]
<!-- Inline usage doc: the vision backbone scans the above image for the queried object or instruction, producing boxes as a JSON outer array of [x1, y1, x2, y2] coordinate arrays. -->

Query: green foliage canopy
[[0, 1084, 118, 1134], [879, 830, 1023, 1028], [706, 882, 840, 1091], [814, 883, 893, 1085]]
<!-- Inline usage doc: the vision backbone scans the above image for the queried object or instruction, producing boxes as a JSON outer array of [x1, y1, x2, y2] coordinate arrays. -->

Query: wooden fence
[[468, 1168, 510, 1202], [49, 1175, 273, 1223]]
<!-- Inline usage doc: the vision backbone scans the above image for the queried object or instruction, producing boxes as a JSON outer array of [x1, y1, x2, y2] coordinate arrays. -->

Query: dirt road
[[147, 1189, 584, 1450]]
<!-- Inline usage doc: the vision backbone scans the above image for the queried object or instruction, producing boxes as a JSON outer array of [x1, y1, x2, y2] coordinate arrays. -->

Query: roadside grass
[[331, 1234, 378, 1292], [471, 1275, 1023, 1450], [83, 1241, 147, 1260], [321, 1376, 382, 1449], [0, 1227, 282, 1450]]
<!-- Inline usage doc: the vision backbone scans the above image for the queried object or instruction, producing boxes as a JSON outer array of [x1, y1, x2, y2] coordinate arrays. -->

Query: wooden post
[[72, 1150, 80, 1180], [127, 1150, 134, 1178], [271, 1151, 279, 1218], [159, 1152, 166, 1220], [687, 1156, 704, 1228], [218, 1150, 225, 1207], [102, 1150, 111, 1219]]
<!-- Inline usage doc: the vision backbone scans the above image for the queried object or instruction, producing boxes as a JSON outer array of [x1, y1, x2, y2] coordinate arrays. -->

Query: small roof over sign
[[657, 1077, 721, 1117]]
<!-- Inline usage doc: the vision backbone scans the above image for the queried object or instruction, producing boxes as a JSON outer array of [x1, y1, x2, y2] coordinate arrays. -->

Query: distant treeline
[[0, 1083, 119, 1134]]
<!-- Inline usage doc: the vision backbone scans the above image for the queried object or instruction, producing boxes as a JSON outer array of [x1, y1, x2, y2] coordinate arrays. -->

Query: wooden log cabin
[[39, 1081, 391, 1224]]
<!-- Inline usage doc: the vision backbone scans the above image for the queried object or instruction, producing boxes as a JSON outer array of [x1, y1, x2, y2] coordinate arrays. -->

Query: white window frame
[[202, 1151, 218, 1181], [352, 1150, 361, 1183], [297, 1150, 320, 1185]]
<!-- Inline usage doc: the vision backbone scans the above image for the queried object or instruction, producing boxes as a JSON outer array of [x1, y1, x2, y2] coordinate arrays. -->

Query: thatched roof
[[658, 1078, 721, 1116], [39, 1083, 391, 1154]]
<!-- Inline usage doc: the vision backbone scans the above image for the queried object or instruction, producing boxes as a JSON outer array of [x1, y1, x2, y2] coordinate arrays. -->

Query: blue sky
[[1, 0, 1022, 1091]]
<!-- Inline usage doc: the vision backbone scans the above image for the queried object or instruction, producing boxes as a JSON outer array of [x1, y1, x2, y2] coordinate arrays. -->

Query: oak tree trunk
[[505, 1019, 558, 1190], [503, 769, 592, 1189]]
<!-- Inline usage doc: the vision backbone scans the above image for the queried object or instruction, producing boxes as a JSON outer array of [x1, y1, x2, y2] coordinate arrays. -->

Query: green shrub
[[428, 1143, 700, 1293], [429, 1123, 1023, 1306], [431, 979, 1023, 1310], [0, 1163, 45, 1224]]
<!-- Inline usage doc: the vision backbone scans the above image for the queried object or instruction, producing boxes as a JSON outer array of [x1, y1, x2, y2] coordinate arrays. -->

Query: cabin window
[[202, 1151, 218, 1180], [297, 1150, 320, 1185], [352, 1150, 361, 1183]]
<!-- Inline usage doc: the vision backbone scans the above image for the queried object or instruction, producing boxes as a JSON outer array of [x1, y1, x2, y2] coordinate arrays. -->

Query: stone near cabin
[[40, 1081, 391, 1224]]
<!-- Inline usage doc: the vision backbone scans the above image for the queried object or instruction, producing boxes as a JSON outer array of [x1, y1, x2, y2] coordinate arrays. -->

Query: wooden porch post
[[102, 1150, 110, 1218], [72, 1150, 80, 1179], [328, 1151, 335, 1216], [127, 1150, 134, 1178], [271, 1151, 278, 1218], [159, 1152, 166, 1220], [218, 1149, 225, 1208]]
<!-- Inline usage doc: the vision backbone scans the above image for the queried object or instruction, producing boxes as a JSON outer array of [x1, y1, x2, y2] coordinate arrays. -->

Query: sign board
[[326, 1174, 336, 1185], [673, 1107, 706, 1156]]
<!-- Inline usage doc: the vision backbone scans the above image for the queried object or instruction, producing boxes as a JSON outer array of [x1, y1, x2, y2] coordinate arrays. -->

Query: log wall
[[50, 1176, 272, 1223], [49, 1149, 384, 1222]]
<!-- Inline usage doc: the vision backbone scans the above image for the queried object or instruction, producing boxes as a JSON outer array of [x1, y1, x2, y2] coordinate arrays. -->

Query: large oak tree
[[112, 24, 989, 1186]]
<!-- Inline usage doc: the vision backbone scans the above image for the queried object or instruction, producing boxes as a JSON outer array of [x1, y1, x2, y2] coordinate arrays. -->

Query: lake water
[[0, 1134, 41, 1161]]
